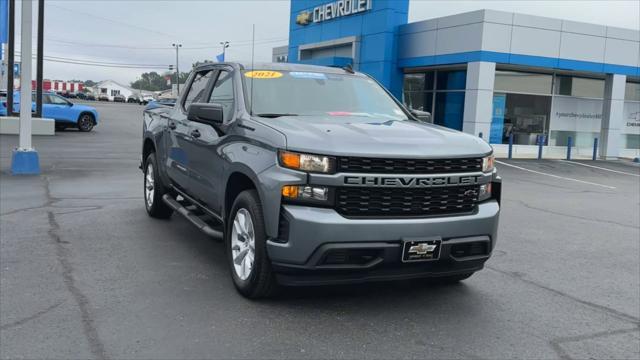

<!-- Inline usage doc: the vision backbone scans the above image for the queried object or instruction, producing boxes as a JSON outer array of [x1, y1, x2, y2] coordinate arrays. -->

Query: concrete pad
[[0, 116, 55, 135]]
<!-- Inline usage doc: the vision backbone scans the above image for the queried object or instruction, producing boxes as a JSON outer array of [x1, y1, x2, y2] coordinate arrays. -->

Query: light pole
[[220, 41, 229, 61], [172, 43, 182, 95]]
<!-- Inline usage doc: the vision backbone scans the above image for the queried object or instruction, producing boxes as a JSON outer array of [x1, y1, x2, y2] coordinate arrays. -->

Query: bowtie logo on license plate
[[409, 243, 437, 255], [402, 239, 441, 262]]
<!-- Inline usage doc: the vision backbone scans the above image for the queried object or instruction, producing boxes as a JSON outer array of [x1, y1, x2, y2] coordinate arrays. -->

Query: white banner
[[622, 101, 640, 135], [550, 96, 602, 132]]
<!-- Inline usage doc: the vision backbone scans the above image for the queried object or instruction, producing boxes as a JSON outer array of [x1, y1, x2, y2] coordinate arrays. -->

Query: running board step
[[162, 194, 223, 240]]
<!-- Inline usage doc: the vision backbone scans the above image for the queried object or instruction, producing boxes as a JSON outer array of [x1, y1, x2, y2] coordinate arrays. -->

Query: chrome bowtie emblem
[[408, 243, 437, 255]]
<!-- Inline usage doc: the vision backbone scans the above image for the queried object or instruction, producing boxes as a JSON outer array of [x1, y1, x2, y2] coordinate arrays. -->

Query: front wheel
[[144, 153, 173, 219], [226, 190, 277, 299], [77, 113, 95, 132]]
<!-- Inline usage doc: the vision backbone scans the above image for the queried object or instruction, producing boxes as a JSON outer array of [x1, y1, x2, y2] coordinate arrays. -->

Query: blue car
[[1, 91, 99, 132]]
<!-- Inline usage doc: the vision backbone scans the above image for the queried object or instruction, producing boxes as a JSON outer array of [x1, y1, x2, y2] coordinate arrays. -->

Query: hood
[[255, 115, 492, 158]]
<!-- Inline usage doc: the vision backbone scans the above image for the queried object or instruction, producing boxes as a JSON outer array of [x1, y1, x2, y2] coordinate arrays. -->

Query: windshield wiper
[[254, 113, 299, 118]]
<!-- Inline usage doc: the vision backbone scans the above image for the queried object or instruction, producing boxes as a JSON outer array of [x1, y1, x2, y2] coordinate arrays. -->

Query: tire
[[77, 113, 95, 132], [144, 153, 173, 219], [226, 190, 277, 299]]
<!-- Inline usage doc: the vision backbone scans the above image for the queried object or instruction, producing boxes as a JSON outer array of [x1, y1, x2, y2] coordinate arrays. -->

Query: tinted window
[[183, 70, 214, 110], [626, 81, 640, 101], [49, 94, 69, 105], [555, 76, 604, 98], [209, 70, 234, 122], [403, 73, 425, 91], [495, 71, 552, 95], [436, 70, 466, 91]]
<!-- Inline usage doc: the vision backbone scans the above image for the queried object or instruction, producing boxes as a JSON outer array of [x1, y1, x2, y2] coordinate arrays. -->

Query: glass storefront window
[[625, 81, 640, 102], [434, 92, 465, 130], [549, 96, 602, 147], [494, 93, 551, 145], [622, 100, 640, 150], [495, 70, 553, 95], [402, 69, 465, 130], [555, 76, 604, 98], [436, 70, 466, 91], [403, 72, 434, 92], [403, 91, 433, 113], [404, 74, 425, 92]]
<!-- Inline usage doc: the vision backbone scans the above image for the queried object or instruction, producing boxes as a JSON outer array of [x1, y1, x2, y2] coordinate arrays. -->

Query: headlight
[[279, 150, 335, 173], [281, 185, 333, 206], [482, 154, 495, 173]]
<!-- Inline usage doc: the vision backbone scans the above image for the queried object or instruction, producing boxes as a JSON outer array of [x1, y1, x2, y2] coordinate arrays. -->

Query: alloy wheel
[[230, 208, 256, 281], [145, 163, 155, 209]]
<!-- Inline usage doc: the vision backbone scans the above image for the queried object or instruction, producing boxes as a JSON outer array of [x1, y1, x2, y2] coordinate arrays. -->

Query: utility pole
[[220, 41, 229, 61], [172, 43, 182, 95]]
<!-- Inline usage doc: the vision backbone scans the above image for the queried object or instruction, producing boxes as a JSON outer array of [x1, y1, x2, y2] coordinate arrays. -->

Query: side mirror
[[410, 109, 432, 123], [187, 102, 223, 126]]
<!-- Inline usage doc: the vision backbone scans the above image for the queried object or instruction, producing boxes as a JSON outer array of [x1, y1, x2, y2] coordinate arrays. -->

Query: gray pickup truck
[[141, 62, 501, 298]]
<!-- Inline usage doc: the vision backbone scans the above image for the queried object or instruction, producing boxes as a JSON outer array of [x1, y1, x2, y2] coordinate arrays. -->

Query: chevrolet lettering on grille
[[343, 175, 482, 187]]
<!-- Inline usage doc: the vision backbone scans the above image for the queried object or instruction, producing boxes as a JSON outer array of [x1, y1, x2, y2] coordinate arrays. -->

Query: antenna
[[250, 24, 255, 116]]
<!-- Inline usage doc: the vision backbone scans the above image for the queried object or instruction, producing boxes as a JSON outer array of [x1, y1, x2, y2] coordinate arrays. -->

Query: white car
[[141, 94, 155, 105]]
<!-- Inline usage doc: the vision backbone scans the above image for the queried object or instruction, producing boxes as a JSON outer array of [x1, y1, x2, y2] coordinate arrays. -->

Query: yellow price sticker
[[244, 71, 283, 79]]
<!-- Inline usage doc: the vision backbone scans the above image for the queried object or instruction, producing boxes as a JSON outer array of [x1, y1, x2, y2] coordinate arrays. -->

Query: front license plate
[[402, 239, 442, 262]]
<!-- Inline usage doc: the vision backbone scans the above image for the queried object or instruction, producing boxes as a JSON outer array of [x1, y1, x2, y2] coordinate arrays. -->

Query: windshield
[[243, 70, 408, 120]]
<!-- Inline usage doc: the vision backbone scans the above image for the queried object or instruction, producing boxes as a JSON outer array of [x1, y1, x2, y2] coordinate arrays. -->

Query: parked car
[[144, 98, 176, 110], [141, 63, 501, 298], [98, 94, 110, 102], [76, 92, 87, 100], [141, 94, 155, 105], [66, 92, 77, 99], [0, 91, 99, 132], [113, 94, 126, 103], [86, 94, 96, 101]]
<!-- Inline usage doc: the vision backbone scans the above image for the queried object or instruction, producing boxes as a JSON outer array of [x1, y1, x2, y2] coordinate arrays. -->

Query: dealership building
[[274, 0, 640, 159]]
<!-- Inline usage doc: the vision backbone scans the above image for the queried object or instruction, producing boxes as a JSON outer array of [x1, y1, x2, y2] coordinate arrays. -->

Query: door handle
[[168, 122, 177, 130], [190, 129, 201, 138]]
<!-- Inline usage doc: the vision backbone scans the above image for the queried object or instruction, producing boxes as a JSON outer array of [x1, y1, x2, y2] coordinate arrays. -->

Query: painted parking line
[[558, 160, 640, 177], [496, 161, 616, 190]]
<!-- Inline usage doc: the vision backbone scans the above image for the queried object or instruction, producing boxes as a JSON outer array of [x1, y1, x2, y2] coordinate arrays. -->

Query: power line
[[37, 36, 288, 51], [48, 3, 175, 39], [15, 52, 171, 69]]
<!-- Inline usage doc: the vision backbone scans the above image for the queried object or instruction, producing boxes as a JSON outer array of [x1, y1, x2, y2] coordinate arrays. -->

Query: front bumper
[[267, 200, 500, 286]]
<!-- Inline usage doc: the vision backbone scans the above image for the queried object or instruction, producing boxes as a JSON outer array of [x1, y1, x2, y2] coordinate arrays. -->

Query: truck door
[[186, 68, 235, 214], [165, 69, 215, 195]]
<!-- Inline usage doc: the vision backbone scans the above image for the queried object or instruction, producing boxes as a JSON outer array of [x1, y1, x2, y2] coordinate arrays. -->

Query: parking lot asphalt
[[1, 102, 639, 359]]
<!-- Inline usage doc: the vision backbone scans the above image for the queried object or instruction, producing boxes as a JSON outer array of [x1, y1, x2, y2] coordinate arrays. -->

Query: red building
[[30, 80, 84, 93]]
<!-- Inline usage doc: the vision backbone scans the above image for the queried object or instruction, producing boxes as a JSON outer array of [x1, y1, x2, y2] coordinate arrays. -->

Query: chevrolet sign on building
[[296, 0, 372, 25]]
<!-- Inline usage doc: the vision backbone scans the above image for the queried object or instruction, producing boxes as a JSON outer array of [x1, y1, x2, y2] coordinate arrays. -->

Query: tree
[[84, 80, 96, 87], [130, 71, 189, 91]]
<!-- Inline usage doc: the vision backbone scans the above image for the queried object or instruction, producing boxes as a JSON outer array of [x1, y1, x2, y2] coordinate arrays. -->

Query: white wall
[[398, 9, 640, 70]]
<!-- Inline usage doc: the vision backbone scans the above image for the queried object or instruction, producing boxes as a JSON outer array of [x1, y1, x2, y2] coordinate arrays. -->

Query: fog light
[[478, 183, 492, 201], [282, 185, 331, 205]]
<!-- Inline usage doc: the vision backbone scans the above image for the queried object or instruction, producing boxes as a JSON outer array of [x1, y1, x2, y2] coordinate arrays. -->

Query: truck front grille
[[337, 156, 482, 174], [335, 185, 479, 217]]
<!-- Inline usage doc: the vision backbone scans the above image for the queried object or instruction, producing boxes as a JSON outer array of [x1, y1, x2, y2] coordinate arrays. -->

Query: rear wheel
[[77, 113, 95, 132], [144, 153, 173, 219], [226, 190, 277, 299]]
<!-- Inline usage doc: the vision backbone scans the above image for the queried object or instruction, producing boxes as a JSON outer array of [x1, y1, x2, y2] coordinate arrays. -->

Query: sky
[[5, 0, 640, 85]]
